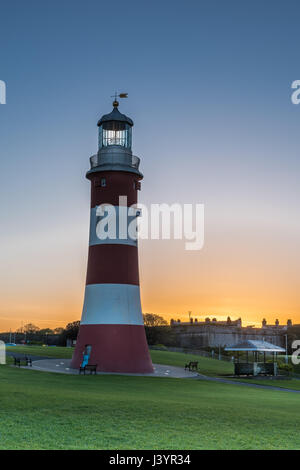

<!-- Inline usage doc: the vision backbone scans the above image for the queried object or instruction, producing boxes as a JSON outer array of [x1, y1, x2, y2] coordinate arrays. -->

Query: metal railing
[[90, 153, 140, 170]]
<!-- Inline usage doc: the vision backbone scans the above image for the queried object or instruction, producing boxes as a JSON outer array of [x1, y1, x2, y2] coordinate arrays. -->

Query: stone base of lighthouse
[[70, 324, 153, 373]]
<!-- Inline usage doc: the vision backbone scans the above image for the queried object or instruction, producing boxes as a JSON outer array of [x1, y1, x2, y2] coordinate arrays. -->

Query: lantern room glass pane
[[103, 129, 127, 146], [99, 121, 132, 149]]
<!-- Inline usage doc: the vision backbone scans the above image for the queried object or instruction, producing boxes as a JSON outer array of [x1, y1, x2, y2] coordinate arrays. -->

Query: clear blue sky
[[0, 0, 300, 329]]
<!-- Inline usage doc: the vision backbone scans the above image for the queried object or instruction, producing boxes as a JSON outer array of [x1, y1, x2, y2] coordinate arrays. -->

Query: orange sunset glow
[[1, 219, 299, 332]]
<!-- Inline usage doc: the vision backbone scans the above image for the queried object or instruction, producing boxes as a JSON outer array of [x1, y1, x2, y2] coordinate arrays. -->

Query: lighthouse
[[71, 97, 153, 373]]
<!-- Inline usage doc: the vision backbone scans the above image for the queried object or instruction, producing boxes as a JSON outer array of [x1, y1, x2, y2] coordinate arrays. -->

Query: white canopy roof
[[224, 339, 285, 352]]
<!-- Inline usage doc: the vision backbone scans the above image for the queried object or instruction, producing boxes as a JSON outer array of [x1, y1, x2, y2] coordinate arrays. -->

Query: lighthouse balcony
[[89, 151, 140, 171]]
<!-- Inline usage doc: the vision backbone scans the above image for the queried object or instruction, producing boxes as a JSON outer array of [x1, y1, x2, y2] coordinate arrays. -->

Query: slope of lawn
[[6, 345, 73, 359], [0, 362, 300, 450], [232, 377, 300, 391], [150, 350, 233, 376]]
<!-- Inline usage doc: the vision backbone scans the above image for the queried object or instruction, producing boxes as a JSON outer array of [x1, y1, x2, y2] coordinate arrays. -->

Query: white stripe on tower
[[80, 284, 143, 325]]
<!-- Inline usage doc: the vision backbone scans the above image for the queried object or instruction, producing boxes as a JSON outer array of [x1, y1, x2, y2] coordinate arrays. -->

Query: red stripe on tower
[[71, 99, 153, 373]]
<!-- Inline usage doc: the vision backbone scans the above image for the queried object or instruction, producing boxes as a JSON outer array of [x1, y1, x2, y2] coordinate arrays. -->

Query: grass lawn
[[232, 377, 300, 391], [6, 345, 74, 359], [150, 350, 233, 376], [1, 348, 300, 449]]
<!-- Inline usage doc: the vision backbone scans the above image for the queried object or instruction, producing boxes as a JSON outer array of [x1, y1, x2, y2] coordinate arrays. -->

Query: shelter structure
[[225, 339, 285, 376]]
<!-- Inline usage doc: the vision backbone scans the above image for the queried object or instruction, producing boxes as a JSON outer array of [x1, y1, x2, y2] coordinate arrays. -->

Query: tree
[[142, 313, 174, 346], [58, 321, 80, 346], [39, 328, 54, 335], [143, 313, 167, 327], [23, 323, 40, 334], [64, 321, 80, 340], [53, 327, 64, 335]]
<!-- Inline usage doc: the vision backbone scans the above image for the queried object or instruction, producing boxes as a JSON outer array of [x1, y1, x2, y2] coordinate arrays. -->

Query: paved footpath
[[24, 358, 199, 379], [197, 373, 300, 394]]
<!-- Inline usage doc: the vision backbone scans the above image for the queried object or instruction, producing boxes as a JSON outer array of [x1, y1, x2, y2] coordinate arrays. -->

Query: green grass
[[1, 362, 300, 449], [6, 345, 73, 359], [1, 348, 300, 449], [233, 377, 300, 391], [150, 350, 233, 376]]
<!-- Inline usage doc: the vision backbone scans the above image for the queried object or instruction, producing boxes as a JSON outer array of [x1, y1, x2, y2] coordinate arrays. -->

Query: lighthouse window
[[94, 178, 107, 188], [100, 121, 132, 149], [104, 129, 126, 146]]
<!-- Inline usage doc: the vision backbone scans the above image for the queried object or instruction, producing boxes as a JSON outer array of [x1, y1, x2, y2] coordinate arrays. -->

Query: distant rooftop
[[224, 340, 285, 352]]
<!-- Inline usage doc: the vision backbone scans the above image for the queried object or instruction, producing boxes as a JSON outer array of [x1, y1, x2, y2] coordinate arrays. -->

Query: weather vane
[[111, 92, 128, 107]]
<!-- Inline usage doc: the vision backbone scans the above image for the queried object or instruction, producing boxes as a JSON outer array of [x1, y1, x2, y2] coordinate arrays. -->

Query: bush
[[266, 358, 293, 373], [278, 362, 293, 372], [151, 344, 168, 351]]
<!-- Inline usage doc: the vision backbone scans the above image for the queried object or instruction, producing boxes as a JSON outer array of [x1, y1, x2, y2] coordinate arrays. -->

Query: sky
[[0, 0, 300, 331]]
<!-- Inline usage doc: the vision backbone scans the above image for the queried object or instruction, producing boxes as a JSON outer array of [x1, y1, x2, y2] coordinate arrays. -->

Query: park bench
[[184, 361, 198, 371], [13, 356, 32, 367], [79, 364, 97, 375]]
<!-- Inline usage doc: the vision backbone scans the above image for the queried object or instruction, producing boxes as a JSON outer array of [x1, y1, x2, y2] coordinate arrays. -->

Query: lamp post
[[285, 333, 288, 364]]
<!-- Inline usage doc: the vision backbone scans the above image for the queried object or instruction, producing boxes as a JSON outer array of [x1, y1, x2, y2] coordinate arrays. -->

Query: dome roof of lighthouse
[[97, 106, 133, 127]]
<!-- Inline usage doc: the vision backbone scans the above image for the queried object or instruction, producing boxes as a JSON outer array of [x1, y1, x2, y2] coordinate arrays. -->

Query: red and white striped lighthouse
[[71, 98, 153, 373]]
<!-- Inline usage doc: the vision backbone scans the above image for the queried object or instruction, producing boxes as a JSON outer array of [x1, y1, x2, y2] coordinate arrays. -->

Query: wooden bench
[[79, 364, 97, 375], [184, 361, 198, 371], [13, 356, 32, 367]]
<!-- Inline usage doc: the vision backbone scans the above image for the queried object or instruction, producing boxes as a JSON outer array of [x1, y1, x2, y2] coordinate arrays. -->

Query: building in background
[[170, 317, 289, 349]]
